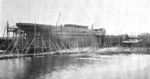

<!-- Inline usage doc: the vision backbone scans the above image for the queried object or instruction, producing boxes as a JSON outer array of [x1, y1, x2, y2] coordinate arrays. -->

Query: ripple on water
[[0, 54, 150, 79], [42, 54, 150, 79]]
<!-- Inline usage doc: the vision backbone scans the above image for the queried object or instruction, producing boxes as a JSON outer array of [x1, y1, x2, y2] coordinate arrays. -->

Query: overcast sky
[[0, 0, 150, 36]]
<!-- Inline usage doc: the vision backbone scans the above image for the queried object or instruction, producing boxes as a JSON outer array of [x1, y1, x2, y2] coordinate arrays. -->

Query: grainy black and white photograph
[[0, 0, 150, 79]]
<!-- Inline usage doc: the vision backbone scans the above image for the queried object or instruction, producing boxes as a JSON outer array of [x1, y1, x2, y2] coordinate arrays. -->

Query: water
[[0, 53, 150, 79]]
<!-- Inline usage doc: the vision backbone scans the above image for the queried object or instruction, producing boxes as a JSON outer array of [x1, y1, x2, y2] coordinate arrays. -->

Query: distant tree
[[122, 34, 129, 40], [138, 33, 150, 46]]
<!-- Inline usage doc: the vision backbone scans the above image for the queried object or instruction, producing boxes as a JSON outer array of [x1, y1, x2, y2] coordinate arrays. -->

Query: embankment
[[0, 47, 150, 60]]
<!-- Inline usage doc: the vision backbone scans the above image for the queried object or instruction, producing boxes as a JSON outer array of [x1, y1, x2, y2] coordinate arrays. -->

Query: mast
[[56, 12, 61, 27], [6, 21, 9, 38], [55, 12, 61, 52], [34, 21, 37, 54]]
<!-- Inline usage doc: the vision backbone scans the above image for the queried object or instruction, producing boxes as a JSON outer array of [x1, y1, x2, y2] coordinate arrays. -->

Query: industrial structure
[[0, 22, 106, 54]]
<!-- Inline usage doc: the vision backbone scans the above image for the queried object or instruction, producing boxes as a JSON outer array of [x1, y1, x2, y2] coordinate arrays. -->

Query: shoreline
[[0, 47, 150, 60]]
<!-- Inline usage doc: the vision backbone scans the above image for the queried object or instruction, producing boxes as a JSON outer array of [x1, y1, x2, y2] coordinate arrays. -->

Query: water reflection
[[0, 54, 150, 79], [22, 56, 80, 79]]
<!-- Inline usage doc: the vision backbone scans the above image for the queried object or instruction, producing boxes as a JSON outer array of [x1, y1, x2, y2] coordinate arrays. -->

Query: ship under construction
[[0, 22, 105, 54]]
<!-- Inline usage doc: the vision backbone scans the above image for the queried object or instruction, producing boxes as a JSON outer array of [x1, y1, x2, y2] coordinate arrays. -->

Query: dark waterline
[[0, 53, 150, 79]]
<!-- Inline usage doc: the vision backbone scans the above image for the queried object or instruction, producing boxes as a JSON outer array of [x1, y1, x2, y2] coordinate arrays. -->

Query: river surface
[[0, 53, 150, 79]]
